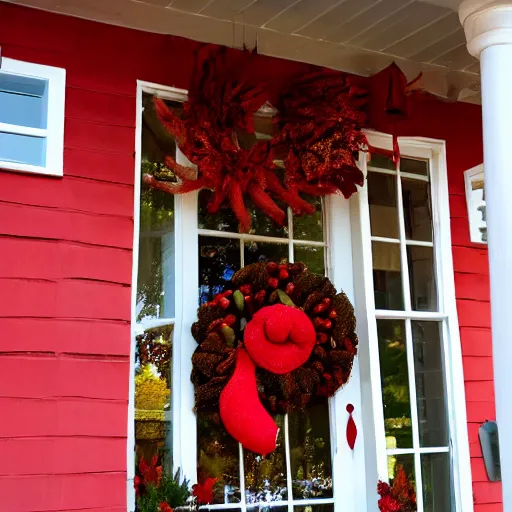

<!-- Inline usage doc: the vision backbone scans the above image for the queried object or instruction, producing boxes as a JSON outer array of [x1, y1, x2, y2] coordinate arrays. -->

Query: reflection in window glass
[[245, 416, 287, 503], [372, 242, 403, 310], [0, 132, 47, 167], [199, 236, 240, 305], [135, 325, 173, 472], [401, 157, 429, 177], [244, 241, 289, 266], [369, 152, 396, 170], [407, 246, 437, 311], [413, 322, 448, 447], [402, 178, 432, 242], [295, 505, 334, 512], [294, 245, 325, 276], [293, 195, 323, 242], [368, 172, 399, 239], [198, 189, 239, 232], [421, 453, 452, 511], [377, 320, 413, 449], [388, 454, 415, 489], [289, 401, 333, 500]]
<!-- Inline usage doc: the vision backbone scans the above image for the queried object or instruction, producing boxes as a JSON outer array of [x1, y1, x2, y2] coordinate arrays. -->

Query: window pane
[[0, 132, 46, 167], [377, 320, 413, 449], [197, 412, 241, 504], [135, 325, 173, 472], [199, 236, 241, 305], [295, 504, 334, 512], [245, 415, 288, 503], [289, 401, 333, 500], [413, 322, 448, 447], [368, 172, 399, 239], [402, 178, 433, 242], [387, 454, 415, 489], [369, 153, 395, 170], [0, 73, 48, 129], [401, 157, 429, 177], [372, 242, 403, 310], [249, 195, 289, 238], [421, 453, 452, 512], [198, 189, 239, 232], [244, 241, 288, 266], [293, 195, 323, 242], [407, 246, 437, 311], [294, 245, 325, 276]]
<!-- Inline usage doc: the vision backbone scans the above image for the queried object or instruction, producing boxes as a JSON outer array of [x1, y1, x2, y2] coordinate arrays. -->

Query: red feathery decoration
[[377, 466, 417, 512], [192, 477, 219, 505], [346, 403, 357, 450], [159, 503, 173, 512], [274, 71, 367, 199]]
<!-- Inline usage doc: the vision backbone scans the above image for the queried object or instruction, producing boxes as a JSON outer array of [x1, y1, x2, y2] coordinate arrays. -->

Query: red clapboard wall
[[0, 2, 499, 511]]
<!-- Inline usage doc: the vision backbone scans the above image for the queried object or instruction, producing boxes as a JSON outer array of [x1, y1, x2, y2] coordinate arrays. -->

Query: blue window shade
[[0, 73, 49, 129], [0, 132, 47, 166]]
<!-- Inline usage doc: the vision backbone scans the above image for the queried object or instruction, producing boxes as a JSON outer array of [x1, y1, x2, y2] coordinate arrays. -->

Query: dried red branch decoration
[[143, 45, 368, 233], [191, 261, 358, 453], [273, 71, 367, 199]]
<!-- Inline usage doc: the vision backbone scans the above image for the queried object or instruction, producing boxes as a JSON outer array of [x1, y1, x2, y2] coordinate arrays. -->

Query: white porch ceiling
[[2, 0, 480, 102]]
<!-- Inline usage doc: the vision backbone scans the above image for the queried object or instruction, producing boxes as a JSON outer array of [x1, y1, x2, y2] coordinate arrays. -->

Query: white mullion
[[238, 443, 247, 512], [0, 121, 48, 138], [240, 239, 245, 268], [405, 240, 434, 248], [375, 310, 446, 321], [201, 499, 335, 510], [397, 164, 412, 313], [370, 236, 400, 244], [287, 207, 294, 263], [388, 446, 449, 456], [283, 414, 294, 512], [367, 166, 397, 176], [400, 171, 429, 182]]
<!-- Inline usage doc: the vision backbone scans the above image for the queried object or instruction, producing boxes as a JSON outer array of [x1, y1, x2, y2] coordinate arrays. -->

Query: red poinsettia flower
[[377, 465, 416, 511], [134, 475, 145, 498], [378, 494, 402, 512], [159, 502, 173, 512], [139, 454, 162, 487], [192, 477, 219, 504]]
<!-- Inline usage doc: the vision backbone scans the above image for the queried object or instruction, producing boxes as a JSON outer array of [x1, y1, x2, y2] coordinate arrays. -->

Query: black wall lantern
[[479, 421, 501, 482]]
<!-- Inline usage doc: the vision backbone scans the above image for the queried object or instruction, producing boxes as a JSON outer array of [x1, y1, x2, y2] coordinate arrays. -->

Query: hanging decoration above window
[[191, 261, 358, 455], [143, 44, 367, 233]]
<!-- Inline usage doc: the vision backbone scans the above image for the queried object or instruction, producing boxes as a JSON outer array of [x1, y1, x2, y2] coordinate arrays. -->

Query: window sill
[[0, 160, 63, 177]]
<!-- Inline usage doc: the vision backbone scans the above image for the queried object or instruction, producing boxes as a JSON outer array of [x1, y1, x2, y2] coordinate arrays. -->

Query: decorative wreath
[[191, 261, 358, 454], [143, 45, 367, 233]]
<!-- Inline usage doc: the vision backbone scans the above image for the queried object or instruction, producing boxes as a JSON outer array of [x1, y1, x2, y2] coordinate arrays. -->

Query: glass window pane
[[0, 132, 46, 167], [135, 325, 173, 472], [421, 453, 452, 512], [294, 245, 325, 276], [244, 241, 288, 266], [402, 178, 433, 242], [368, 172, 399, 239], [401, 157, 429, 177], [245, 415, 288, 503], [369, 153, 396, 170], [413, 322, 448, 447], [289, 401, 333, 500], [198, 189, 239, 232], [372, 242, 403, 310], [199, 236, 241, 305], [407, 246, 437, 312], [197, 412, 241, 504], [377, 320, 413, 449], [295, 504, 334, 512], [0, 73, 48, 129], [293, 195, 323, 242], [387, 454, 415, 489]]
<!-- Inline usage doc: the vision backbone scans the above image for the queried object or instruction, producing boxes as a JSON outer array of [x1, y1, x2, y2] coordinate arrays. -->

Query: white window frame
[[0, 57, 65, 177], [129, 81, 472, 512], [353, 131, 473, 511]]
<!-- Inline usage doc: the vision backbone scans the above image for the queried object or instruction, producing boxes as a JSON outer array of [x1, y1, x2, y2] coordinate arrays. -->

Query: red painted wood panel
[[0, 172, 133, 216], [463, 356, 494, 381], [472, 457, 489, 482], [0, 472, 126, 512], [0, 318, 129, 356], [0, 237, 132, 284], [457, 300, 491, 328], [452, 246, 489, 274], [449, 193, 468, 219], [0, 355, 129, 400], [0, 397, 127, 438], [0, 202, 133, 248], [465, 381, 495, 402], [474, 482, 503, 505], [455, 272, 490, 301], [466, 401, 496, 423], [474, 505, 503, 512], [460, 327, 493, 356]]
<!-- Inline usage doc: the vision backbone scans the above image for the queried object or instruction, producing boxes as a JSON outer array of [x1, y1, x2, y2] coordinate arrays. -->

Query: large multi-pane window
[[130, 83, 471, 512]]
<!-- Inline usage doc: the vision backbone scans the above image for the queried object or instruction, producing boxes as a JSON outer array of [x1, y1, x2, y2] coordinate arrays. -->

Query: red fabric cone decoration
[[367, 62, 422, 166], [346, 403, 357, 450], [219, 346, 279, 455]]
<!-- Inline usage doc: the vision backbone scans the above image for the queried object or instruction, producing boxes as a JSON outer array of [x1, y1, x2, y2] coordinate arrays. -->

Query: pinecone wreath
[[191, 261, 358, 454]]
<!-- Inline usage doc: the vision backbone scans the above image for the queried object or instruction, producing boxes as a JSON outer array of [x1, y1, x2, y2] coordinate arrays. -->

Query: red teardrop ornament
[[346, 403, 357, 450]]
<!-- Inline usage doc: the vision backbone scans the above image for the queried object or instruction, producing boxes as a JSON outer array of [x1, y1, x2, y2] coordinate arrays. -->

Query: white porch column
[[460, 1, 512, 508]]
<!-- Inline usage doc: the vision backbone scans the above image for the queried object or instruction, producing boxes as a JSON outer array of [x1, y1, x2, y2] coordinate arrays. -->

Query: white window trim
[[353, 130, 473, 511], [0, 57, 65, 177]]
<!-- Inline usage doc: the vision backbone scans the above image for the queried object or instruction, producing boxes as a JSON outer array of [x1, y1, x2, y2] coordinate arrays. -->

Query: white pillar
[[460, 1, 512, 508]]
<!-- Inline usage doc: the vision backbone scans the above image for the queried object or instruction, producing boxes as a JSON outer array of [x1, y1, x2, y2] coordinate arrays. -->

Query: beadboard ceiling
[[2, 0, 480, 102]]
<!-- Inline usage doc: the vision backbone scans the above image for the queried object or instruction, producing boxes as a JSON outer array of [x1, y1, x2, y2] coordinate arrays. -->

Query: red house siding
[[0, 2, 498, 511]]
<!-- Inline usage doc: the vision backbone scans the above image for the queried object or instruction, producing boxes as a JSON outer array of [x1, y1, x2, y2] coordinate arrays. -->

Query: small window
[[0, 58, 65, 176]]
